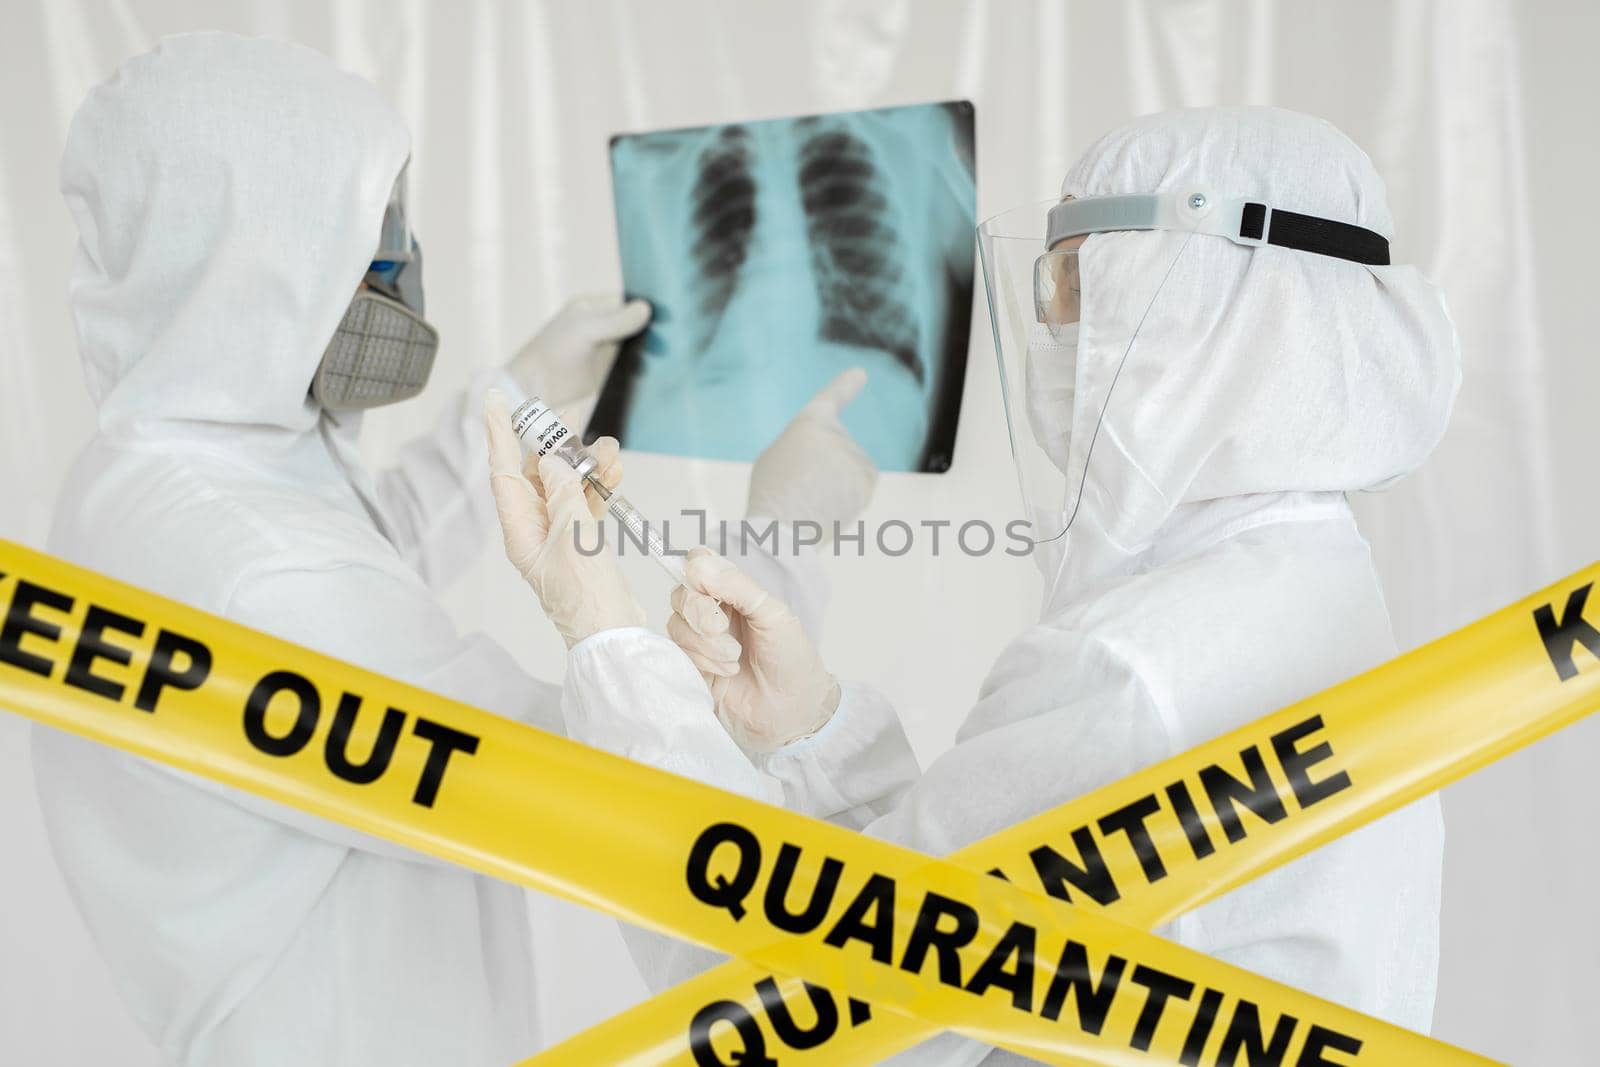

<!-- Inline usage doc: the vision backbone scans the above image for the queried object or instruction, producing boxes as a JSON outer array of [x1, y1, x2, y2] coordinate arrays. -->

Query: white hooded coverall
[[39, 32, 559, 1067], [560, 107, 1460, 1064]]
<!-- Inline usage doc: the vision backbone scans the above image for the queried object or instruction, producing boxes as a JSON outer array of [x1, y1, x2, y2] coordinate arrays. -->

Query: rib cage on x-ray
[[596, 101, 975, 472], [681, 119, 923, 382]]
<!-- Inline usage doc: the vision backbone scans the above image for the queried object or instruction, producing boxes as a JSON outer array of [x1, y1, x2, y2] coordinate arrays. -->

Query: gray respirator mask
[[312, 165, 440, 411]]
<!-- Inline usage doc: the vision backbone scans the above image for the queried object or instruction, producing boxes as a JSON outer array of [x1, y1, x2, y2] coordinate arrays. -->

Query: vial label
[[510, 399, 570, 458]]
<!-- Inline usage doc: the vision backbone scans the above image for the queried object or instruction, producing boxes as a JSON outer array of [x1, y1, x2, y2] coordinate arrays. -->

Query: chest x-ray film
[[587, 100, 976, 473]]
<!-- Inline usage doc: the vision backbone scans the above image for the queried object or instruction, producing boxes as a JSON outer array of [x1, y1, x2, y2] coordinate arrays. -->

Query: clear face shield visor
[[313, 163, 441, 411], [978, 189, 1390, 550]]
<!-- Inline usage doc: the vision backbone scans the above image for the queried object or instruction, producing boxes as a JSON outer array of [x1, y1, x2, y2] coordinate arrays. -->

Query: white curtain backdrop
[[2, 2, 1594, 1064]]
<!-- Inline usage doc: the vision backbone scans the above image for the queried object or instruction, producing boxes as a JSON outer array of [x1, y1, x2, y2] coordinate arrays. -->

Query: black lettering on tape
[[64, 604, 145, 701], [1295, 1024, 1363, 1066], [1029, 827, 1120, 906], [688, 999, 776, 1067], [1179, 988, 1226, 1066], [846, 998, 872, 1026], [324, 693, 406, 786], [821, 873, 896, 963], [243, 671, 320, 757], [408, 718, 480, 808], [753, 978, 838, 1050], [1216, 1000, 1296, 1066], [1098, 793, 1169, 883], [1533, 583, 1600, 681], [1127, 964, 1195, 1052], [1199, 747, 1288, 844], [1039, 940, 1124, 1032], [964, 921, 1037, 1012], [1165, 779, 1217, 860], [764, 843, 843, 934], [898, 893, 980, 986], [134, 629, 212, 713], [685, 823, 762, 920], [1270, 716, 1352, 809], [1, 579, 73, 677]]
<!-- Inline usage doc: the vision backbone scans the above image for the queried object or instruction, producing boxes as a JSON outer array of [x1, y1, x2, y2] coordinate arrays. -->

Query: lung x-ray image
[[588, 100, 976, 473]]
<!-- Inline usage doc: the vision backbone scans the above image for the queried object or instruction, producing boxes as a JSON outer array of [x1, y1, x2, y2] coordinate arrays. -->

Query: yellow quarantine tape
[[0, 537, 1590, 1065], [528, 561, 1600, 1066]]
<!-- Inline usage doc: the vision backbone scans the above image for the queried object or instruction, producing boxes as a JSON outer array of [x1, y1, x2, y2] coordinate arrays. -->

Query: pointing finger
[[803, 367, 868, 421]]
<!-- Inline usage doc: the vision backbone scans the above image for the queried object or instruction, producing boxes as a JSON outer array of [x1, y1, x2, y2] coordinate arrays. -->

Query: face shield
[[312, 163, 441, 411], [977, 189, 1390, 551]]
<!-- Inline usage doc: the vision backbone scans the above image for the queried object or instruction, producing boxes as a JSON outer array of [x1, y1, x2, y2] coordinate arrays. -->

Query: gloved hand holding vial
[[510, 395, 687, 585], [484, 389, 655, 648]]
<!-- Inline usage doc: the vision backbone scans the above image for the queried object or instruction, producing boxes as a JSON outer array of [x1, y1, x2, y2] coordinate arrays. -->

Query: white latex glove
[[667, 546, 840, 753], [747, 367, 878, 524], [507, 294, 651, 407], [484, 389, 646, 648]]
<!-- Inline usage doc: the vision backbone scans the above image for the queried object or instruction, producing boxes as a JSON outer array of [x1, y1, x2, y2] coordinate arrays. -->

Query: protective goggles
[[373, 166, 416, 270], [1033, 190, 1390, 338]]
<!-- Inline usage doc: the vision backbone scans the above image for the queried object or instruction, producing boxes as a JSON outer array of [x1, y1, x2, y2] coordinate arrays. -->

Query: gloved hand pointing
[[508, 294, 651, 408], [667, 546, 840, 753], [485, 389, 646, 648], [747, 367, 877, 526]]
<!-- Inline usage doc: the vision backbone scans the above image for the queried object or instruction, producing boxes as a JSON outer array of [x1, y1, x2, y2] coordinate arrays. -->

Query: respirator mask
[[312, 164, 440, 410]]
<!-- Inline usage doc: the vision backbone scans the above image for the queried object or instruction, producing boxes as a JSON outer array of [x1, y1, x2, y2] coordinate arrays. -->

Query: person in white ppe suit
[[31, 32, 875, 1067], [489, 106, 1459, 1062]]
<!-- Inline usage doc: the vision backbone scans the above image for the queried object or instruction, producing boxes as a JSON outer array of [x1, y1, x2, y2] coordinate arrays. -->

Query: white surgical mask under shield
[[1024, 321, 1078, 476]]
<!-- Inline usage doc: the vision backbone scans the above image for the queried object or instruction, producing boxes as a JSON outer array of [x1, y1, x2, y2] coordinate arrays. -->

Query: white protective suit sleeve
[[375, 366, 523, 591], [562, 627, 921, 997], [562, 629, 919, 823], [179, 560, 563, 867]]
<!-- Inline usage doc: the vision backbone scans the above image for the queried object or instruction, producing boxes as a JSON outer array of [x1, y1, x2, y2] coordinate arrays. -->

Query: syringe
[[509, 397, 687, 585]]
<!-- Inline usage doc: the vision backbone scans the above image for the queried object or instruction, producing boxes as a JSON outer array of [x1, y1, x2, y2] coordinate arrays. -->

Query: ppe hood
[[1043, 106, 1461, 603], [60, 32, 411, 437]]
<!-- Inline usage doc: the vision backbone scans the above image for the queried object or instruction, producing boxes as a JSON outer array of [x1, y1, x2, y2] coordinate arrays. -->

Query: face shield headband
[[1033, 190, 1391, 340], [1045, 190, 1390, 264]]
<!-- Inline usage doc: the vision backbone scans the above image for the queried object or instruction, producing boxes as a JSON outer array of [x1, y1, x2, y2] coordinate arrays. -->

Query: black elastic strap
[[1243, 203, 1390, 265], [1240, 202, 1267, 241]]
